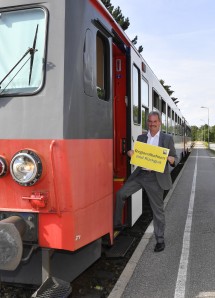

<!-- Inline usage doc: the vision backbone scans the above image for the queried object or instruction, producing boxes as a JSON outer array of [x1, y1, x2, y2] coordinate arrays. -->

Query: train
[[0, 0, 191, 295]]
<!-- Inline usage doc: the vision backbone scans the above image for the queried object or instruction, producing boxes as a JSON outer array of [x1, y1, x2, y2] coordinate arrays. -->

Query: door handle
[[121, 138, 126, 155]]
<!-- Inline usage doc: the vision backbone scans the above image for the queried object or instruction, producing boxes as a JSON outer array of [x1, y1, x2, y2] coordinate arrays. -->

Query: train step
[[31, 277, 72, 298], [105, 235, 135, 258]]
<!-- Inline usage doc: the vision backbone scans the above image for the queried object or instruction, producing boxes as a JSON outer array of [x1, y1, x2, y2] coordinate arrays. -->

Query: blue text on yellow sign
[[130, 141, 170, 173]]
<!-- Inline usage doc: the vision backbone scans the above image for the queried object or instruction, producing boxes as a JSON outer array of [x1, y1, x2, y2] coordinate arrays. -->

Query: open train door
[[113, 42, 143, 227], [127, 47, 143, 226], [112, 42, 128, 224]]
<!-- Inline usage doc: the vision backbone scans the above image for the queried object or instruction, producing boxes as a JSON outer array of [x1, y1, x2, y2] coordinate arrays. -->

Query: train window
[[161, 100, 167, 132], [141, 77, 149, 107], [132, 64, 141, 124], [84, 29, 94, 97], [174, 115, 177, 135], [142, 106, 148, 132], [175, 114, 178, 135], [172, 111, 175, 135], [187, 127, 191, 137], [179, 118, 182, 135], [153, 90, 160, 110], [96, 33, 109, 100], [0, 8, 47, 96], [167, 106, 172, 134]]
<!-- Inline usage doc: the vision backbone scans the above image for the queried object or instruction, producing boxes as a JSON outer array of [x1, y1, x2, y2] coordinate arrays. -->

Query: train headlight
[[10, 150, 42, 186], [0, 157, 8, 177]]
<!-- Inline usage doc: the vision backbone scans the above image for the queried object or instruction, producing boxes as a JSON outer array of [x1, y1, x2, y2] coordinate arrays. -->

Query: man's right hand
[[127, 150, 134, 158]]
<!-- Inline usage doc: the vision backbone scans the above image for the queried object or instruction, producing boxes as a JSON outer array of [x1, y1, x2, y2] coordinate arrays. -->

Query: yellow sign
[[130, 141, 170, 173]]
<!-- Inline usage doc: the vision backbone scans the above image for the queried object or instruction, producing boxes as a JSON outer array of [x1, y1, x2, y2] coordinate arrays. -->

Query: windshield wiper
[[29, 24, 39, 85], [0, 24, 39, 90], [0, 48, 32, 89]]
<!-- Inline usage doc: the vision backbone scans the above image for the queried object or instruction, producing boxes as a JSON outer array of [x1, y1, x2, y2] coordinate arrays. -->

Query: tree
[[188, 125, 215, 143], [112, 6, 130, 30], [191, 126, 199, 141], [101, 0, 143, 52], [209, 125, 215, 142], [159, 79, 174, 96], [160, 79, 179, 104], [131, 35, 138, 45], [138, 45, 144, 53], [101, 0, 114, 13], [131, 36, 143, 53], [101, 1, 130, 30], [171, 97, 179, 104]]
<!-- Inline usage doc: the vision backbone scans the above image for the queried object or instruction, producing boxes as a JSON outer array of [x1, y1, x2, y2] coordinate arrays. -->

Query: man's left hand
[[168, 156, 175, 165]]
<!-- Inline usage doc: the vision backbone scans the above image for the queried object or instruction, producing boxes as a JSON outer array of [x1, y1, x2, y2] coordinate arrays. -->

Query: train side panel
[[0, 0, 114, 284]]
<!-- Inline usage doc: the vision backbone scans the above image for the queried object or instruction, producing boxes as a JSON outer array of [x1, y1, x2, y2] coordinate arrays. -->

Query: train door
[[113, 43, 127, 224], [112, 44, 143, 227], [129, 47, 143, 226]]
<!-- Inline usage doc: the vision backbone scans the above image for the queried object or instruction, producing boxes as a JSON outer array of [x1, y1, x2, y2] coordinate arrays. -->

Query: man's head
[[147, 110, 161, 136]]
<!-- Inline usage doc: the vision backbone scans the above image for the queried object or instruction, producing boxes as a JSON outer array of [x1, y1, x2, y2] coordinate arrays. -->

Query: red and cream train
[[0, 0, 191, 289]]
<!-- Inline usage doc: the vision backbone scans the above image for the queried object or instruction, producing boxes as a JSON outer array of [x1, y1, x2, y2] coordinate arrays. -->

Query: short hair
[[147, 110, 162, 122]]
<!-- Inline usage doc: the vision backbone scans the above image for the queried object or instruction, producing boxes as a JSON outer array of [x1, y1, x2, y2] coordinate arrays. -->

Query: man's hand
[[127, 150, 134, 158], [168, 156, 175, 165]]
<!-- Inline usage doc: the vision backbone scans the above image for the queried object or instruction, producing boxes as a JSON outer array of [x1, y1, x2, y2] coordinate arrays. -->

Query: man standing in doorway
[[114, 110, 178, 252]]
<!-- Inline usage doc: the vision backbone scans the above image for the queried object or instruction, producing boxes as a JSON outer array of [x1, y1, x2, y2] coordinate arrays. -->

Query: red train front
[[0, 0, 117, 288]]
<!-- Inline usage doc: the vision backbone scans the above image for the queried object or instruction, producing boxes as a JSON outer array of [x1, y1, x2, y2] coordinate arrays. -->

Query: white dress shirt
[[142, 130, 160, 170], [147, 130, 160, 146]]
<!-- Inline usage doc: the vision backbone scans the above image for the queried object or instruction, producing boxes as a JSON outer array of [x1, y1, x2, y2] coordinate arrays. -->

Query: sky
[[111, 0, 215, 127]]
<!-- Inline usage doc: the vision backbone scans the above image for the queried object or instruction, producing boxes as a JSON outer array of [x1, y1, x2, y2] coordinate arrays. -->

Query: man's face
[[147, 114, 161, 135]]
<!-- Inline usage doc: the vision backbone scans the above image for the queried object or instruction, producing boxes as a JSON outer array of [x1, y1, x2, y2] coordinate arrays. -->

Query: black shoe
[[154, 242, 165, 252]]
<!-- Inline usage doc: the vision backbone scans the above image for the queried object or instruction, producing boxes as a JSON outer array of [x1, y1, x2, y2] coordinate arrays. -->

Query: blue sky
[[111, 0, 215, 127]]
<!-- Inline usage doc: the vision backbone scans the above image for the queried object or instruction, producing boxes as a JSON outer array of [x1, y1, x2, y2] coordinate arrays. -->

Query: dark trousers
[[114, 171, 165, 243]]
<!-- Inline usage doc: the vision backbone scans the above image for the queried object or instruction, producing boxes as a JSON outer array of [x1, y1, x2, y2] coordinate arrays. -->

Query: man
[[114, 110, 178, 252]]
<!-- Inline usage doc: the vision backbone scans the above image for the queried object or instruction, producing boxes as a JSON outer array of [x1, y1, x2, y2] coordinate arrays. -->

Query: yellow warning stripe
[[114, 178, 125, 182]]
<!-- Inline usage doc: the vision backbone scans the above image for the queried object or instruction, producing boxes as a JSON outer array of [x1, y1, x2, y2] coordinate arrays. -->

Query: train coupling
[[31, 277, 72, 298], [0, 215, 26, 271]]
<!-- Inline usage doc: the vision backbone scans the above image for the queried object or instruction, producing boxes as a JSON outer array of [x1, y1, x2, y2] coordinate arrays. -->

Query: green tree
[[101, 0, 114, 13], [138, 45, 144, 53], [160, 79, 179, 104], [159, 79, 174, 96], [209, 125, 215, 142], [101, 0, 130, 30], [171, 97, 179, 104], [101, 0, 143, 52], [191, 126, 199, 141], [131, 35, 138, 45], [112, 6, 130, 30], [131, 36, 143, 53]]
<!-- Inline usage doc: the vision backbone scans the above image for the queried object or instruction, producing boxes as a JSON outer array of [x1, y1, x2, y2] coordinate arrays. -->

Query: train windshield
[[0, 8, 46, 96]]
